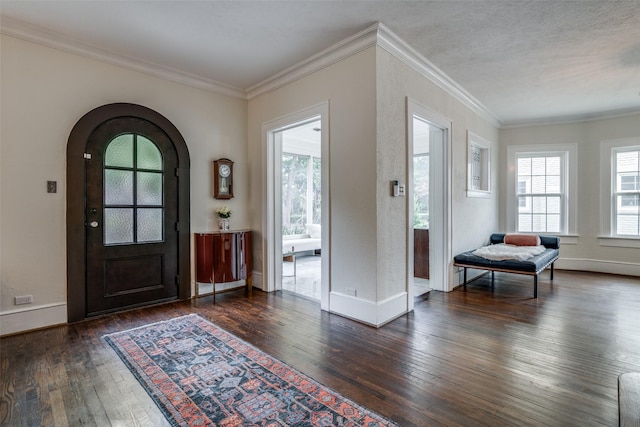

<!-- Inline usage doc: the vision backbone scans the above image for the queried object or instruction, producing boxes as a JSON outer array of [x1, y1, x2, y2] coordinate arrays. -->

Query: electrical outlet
[[47, 181, 57, 193], [345, 287, 357, 297], [15, 295, 33, 305]]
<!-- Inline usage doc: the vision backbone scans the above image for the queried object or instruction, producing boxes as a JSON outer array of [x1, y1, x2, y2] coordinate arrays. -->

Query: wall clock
[[213, 158, 234, 199]]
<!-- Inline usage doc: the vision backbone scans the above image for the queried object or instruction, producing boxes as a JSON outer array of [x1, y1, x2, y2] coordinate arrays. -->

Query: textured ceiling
[[2, 0, 640, 125]]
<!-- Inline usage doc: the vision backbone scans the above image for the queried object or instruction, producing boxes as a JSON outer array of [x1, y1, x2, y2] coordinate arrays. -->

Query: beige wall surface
[[0, 35, 247, 330], [247, 47, 378, 301], [376, 46, 500, 295], [248, 43, 500, 320], [3, 28, 636, 334], [499, 114, 640, 274]]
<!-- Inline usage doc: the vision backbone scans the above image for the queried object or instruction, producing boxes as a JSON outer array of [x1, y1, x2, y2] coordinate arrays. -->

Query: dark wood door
[[85, 117, 179, 316]]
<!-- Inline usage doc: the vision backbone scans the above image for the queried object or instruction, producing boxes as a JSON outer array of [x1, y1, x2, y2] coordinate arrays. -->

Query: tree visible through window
[[414, 154, 429, 228], [282, 152, 321, 235]]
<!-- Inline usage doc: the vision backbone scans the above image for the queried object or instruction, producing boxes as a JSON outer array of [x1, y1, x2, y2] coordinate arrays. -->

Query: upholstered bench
[[453, 233, 560, 298]]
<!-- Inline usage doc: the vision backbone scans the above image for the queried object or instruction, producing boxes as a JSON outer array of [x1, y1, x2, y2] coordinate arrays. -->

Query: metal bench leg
[[534, 275, 538, 298], [491, 271, 495, 286], [550, 262, 555, 280], [463, 267, 467, 290]]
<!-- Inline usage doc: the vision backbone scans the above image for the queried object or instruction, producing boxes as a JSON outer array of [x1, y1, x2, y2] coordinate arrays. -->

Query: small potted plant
[[215, 206, 232, 231]]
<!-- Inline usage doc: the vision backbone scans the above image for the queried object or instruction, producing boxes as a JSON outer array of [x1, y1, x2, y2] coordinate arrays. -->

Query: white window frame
[[507, 144, 578, 237], [467, 131, 492, 198], [599, 138, 640, 248]]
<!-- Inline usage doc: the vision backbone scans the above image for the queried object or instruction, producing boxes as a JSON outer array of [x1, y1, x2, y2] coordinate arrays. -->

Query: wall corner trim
[[328, 291, 408, 328]]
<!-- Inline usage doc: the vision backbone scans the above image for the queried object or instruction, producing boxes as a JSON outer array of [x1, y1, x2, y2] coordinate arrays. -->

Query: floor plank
[[1, 270, 639, 426]]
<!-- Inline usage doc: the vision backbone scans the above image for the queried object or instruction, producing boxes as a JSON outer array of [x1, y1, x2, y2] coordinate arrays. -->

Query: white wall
[[248, 40, 500, 326], [499, 114, 640, 276], [248, 47, 378, 303], [0, 34, 248, 335], [376, 47, 500, 292]]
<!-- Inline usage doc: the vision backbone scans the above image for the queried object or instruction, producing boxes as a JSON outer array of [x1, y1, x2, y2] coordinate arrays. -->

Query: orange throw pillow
[[504, 233, 541, 246]]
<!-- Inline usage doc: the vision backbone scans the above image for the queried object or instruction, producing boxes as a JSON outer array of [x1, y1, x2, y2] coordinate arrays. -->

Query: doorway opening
[[407, 99, 452, 308], [279, 119, 322, 300], [264, 103, 329, 310], [412, 118, 431, 297]]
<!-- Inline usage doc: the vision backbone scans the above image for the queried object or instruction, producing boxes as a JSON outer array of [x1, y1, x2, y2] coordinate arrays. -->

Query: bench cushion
[[490, 233, 560, 250], [454, 248, 558, 274]]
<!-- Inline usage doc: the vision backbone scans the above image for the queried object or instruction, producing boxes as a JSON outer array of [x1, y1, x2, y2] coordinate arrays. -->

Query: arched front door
[[67, 104, 190, 321]]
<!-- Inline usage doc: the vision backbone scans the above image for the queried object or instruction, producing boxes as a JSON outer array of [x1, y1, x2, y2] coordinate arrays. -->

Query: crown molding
[[0, 16, 246, 99], [374, 23, 502, 128], [4, 15, 635, 128], [248, 22, 502, 127], [246, 22, 380, 99], [499, 106, 640, 129]]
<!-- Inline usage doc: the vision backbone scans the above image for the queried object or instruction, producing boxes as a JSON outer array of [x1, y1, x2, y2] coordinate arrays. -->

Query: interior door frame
[[66, 103, 191, 322], [407, 98, 452, 309], [262, 102, 330, 310]]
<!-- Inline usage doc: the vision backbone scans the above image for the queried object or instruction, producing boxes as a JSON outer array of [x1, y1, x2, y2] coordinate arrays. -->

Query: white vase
[[219, 218, 230, 231]]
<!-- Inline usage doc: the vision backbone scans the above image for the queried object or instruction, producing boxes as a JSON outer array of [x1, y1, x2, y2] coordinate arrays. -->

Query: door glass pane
[[105, 134, 133, 168], [137, 208, 163, 242], [105, 170, 133, 205], [137, 136, 162, 170], [137, 172, 163, 205], [105, 208, 134, 244]]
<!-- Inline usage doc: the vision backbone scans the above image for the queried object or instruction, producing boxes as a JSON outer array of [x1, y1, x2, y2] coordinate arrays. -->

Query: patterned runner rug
[[104, 314, 398, 426]]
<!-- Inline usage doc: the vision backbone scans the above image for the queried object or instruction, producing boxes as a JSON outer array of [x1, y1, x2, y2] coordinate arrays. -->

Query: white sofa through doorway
[[283, 224, 321, 255]]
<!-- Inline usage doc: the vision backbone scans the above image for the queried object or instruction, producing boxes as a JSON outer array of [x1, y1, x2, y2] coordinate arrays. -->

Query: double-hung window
[[507, 144, 577, 235], [612, 146, 640, 236], [516, 154, 563, 232]]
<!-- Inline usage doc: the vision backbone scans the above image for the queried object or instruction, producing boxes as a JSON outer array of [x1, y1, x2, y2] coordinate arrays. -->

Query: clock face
[[219, 164, 231, 177]]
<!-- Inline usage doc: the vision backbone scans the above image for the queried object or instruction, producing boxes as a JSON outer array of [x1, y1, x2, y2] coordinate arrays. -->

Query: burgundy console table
[[194, 230, 252, 302]]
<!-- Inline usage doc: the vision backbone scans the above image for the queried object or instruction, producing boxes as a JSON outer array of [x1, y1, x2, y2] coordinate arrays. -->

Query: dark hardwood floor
[[1, 270, 639, 426]]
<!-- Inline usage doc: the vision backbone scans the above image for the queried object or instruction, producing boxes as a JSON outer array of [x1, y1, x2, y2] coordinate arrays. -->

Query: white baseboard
[[252, 271, 263, 290], [0, 302, 67, 336], [329, 291, 408, 327], [556, 258, 640, 277]]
